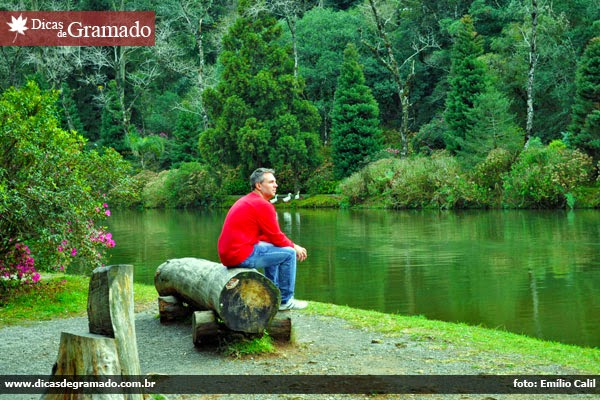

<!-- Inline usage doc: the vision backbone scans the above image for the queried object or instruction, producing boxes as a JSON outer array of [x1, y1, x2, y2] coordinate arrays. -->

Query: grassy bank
[[0, 274, 157, 326], [1, 275, 598, 374]]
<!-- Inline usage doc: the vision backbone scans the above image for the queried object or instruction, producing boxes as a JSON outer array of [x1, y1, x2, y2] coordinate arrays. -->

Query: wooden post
[[44, 265, 143, 400], [87, 265, 141, 377], [155, 258, 281, 333]]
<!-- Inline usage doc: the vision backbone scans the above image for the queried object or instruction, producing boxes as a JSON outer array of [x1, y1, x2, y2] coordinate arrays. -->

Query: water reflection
[[106, 209, 600, 348]]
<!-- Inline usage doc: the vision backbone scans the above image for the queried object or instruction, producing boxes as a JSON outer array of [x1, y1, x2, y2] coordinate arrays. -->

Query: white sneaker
[[279, 297, 308, 311]]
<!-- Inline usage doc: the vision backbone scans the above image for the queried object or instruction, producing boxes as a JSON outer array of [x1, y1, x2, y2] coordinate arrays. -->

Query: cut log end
[[219, 271, 280, 333]]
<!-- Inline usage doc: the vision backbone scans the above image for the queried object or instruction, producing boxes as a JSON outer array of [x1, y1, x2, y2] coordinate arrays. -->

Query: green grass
[[0, 274, 157, 328], [307, 301, 600, 374], [223, 333, 277, 358]]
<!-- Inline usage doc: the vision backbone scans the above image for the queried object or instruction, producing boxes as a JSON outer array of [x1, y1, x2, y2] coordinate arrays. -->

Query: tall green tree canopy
[[444, 15, 488, 153], [331, 43, 383, 179], [569, 37, 600, 161], [199, 4, 321, 188]]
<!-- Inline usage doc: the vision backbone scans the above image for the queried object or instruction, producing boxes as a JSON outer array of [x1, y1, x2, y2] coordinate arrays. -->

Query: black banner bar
[[1, 375, 598, 395]]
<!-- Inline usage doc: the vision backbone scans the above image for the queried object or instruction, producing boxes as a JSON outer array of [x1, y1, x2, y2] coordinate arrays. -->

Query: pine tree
[[459, 87, 524, 168], [199, 3, 321, 188], [569, 37, 600, 161], [444, 15, 488, 154], [331, 43, 383, 179]]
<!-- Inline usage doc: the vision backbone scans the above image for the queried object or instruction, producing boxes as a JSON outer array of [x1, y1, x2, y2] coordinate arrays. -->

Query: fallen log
[[192, 311, 221, 346], [157, 295, 193, 323], [155, 258, 281, 334]]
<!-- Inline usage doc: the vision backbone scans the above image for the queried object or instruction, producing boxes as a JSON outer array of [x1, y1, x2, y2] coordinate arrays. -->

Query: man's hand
[[294, 244, 307, 262]]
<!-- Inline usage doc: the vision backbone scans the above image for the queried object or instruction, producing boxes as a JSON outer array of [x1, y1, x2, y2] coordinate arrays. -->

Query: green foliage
[[126, 131, 167, 171], [164, 109, 202, 168], [445, 15, 488, 153], [0, 82, 131, 281], [569, 37, 600, 161], [331, 43, 383, 179], [200, 10, 322, 189], [141, 171, 170, 209], [295, 7, 363, 140], [458, 86, 524, 168], [164, 162, 221, 208], [502, 143, 594, 208], [99, 80, 127, 154], [338, 153, 476, 209], [470, 148, 516, 207]]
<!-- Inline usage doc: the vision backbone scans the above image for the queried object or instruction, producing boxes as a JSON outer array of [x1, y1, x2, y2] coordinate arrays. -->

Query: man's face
[[256, 172, 277, 200]]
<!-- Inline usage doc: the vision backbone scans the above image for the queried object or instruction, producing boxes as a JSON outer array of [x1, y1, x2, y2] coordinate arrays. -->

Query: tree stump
[[44, 265, 143, 400], [155, 258, 281, 333], [40, 332, 124, 400]]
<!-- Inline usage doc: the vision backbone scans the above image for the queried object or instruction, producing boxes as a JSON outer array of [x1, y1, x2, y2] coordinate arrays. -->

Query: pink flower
[[103, 203, 109, 208], [70, 248, 77, 257], [105, 210, 111, 216], [32, 273, 41, 283]]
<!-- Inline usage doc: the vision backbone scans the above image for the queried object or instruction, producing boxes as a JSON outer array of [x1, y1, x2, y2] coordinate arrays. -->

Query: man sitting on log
[[218, 167, 308, 310]]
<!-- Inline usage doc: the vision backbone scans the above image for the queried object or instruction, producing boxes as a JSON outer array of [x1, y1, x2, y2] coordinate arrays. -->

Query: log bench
[[154, 258, 294, 345]]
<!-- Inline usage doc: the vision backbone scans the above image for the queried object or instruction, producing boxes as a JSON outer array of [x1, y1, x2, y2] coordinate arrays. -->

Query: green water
[[106, 208, 600, 348]]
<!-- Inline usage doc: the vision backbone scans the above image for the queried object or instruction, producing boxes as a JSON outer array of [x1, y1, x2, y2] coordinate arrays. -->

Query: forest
[[1, 1, 599, 280]]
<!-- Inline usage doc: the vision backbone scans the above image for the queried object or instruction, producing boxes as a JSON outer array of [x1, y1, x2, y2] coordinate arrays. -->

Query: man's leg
[[237, 242, 297, 303]]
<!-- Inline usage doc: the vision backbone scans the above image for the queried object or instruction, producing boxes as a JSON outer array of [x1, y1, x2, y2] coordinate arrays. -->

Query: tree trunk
[[154, 258, 281, 333], [526, 0, 538, 143], [41, 332, 124, 400]]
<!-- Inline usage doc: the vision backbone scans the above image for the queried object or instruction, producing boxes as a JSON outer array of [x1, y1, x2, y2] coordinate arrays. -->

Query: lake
[[105, 208, 600, 348]]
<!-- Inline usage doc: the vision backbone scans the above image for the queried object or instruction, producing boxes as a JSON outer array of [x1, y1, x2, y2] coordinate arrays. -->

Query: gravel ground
[[0, 303, 597, 400]]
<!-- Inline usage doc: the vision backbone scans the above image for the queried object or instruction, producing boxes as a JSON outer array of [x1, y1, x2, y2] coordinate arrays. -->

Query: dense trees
[[569, 37, 600, 161], [331, 43, 383, 178], [0, 0, 598, 202], [199, 2, 321, 189]]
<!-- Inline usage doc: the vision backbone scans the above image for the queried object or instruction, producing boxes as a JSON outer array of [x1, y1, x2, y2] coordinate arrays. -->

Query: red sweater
[[218, 192, 294, 267]]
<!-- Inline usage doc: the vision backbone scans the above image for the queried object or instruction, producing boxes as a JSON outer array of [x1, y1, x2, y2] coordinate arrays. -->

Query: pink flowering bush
[[1, 82, 133, 288], [0, 241, 40, 288]]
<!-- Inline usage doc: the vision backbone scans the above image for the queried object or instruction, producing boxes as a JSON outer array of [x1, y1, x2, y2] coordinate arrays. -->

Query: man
[[218, 168, 308, 310]]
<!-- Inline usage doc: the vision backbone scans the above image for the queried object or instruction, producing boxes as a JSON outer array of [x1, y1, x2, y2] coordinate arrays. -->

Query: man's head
[[250, 168, 277, 200]]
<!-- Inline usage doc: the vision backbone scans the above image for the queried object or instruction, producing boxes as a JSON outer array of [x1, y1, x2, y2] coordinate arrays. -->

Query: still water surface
[[106, 209, 600, 348]]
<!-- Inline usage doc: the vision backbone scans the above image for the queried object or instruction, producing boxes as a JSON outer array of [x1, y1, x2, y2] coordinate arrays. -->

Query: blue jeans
[[237, 241, 296, 303]]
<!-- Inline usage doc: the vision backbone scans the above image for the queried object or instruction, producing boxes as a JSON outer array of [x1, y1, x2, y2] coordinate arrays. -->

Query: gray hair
[[250, 168, 275, 191]]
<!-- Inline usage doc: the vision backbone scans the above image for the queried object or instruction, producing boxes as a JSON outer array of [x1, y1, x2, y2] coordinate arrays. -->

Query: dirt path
[[0, 304, 596, 400]]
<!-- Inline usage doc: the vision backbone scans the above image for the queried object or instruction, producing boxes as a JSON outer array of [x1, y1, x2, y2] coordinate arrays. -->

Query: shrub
[[502, 145, 594, 208], [164, 162, 222, 208], [0, 242, 39, 289], [142, 170, 170, 208], [338, 153, 478, 209], [470, 148, 516, 207], [0, 82, 129, 281]]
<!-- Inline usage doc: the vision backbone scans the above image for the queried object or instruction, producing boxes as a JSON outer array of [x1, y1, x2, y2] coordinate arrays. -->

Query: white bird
[[294, 190, 300, 200], [283, 192, 292, 202], [270, 194, 278, 204]]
